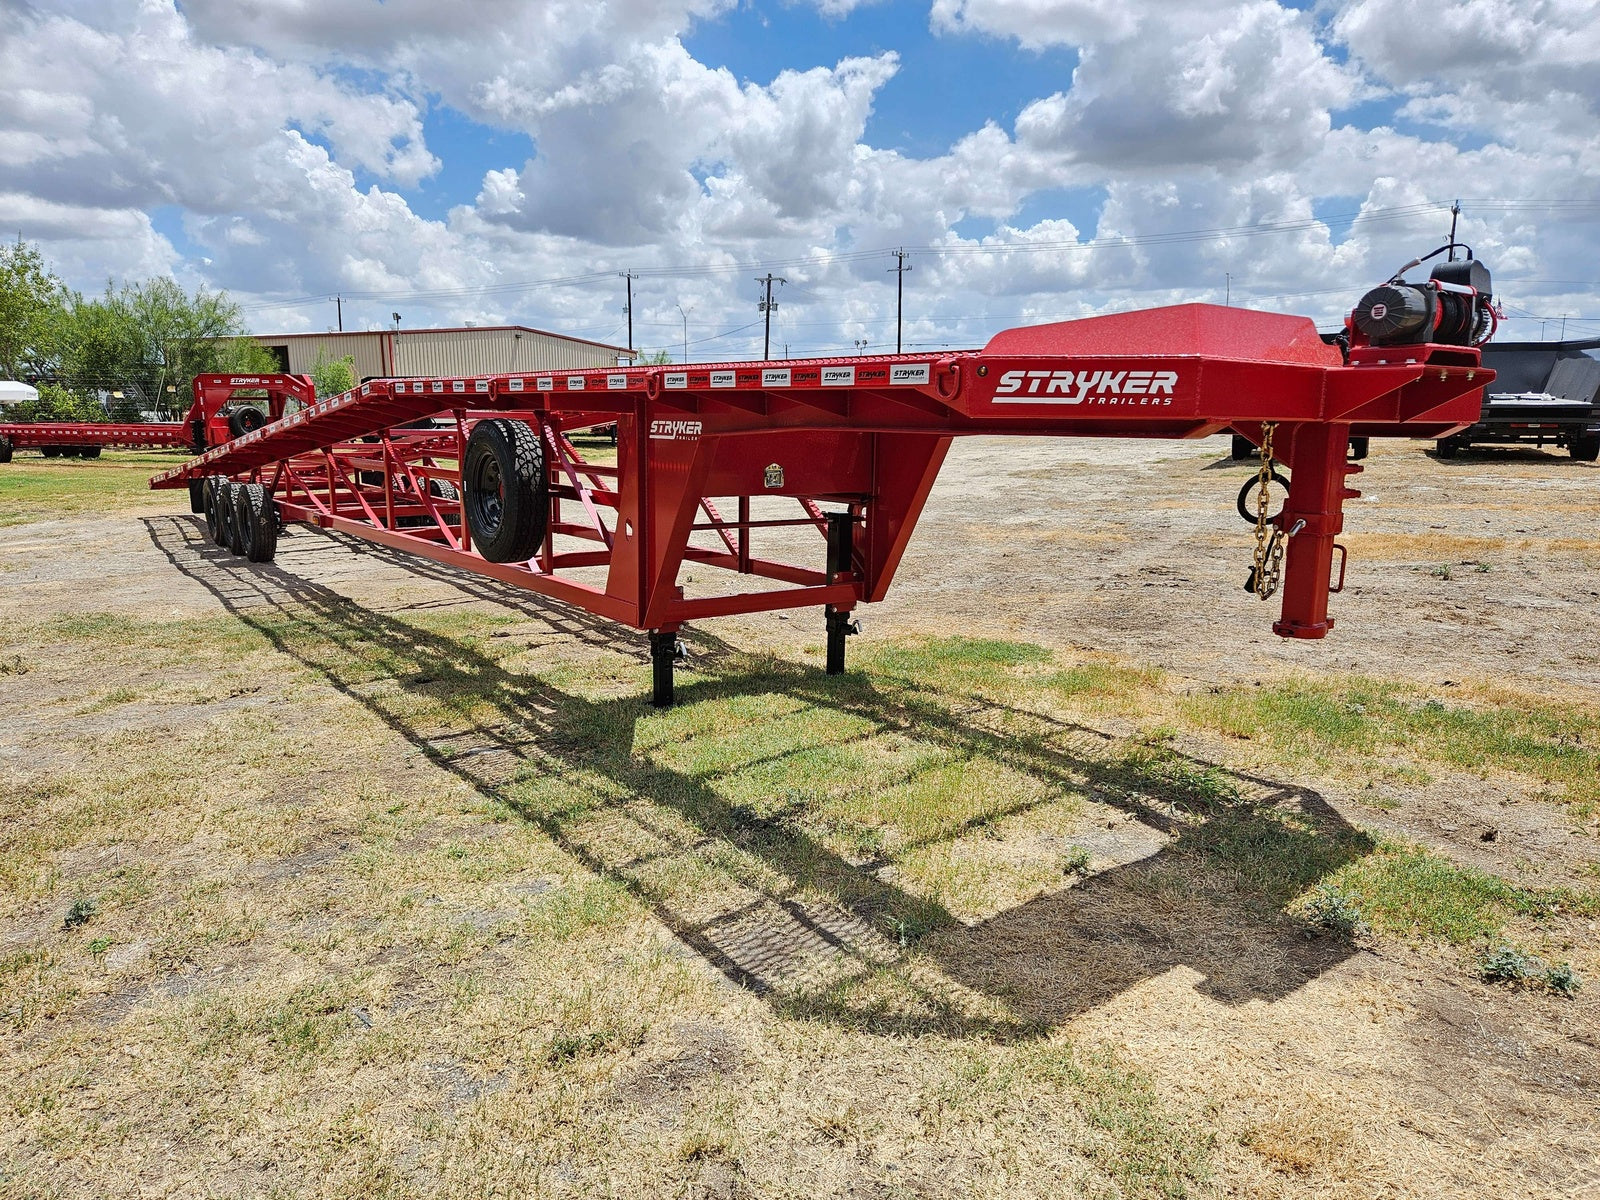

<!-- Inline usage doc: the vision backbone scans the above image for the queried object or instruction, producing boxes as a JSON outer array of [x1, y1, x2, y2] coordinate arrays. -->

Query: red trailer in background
[[148, 261, 1496, 707], [0, 373, 315, 463]]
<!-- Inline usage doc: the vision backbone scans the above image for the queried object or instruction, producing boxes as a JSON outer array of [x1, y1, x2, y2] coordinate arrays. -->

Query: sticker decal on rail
[[536, 377, 555, 391], [762, 368, 791, 387], [451, 380, 467, 394], [992, 368, 1181, 406], [822, 366, 855, 387], [475, 379, 490, 393], [508, 378, 525, 392], [607, 374, 628, 390], [710, 371, 736, 388], [891, 363, 930, 385], [649, 419, 703, 441], [664, 372, 688, 389], [567, 376, 586, 390]]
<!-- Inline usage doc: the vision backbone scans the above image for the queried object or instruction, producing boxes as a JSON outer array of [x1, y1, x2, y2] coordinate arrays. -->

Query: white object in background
[[0, 380, 38, 408]]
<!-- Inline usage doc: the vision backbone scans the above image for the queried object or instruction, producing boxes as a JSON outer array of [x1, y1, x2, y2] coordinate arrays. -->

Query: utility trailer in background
[[1435, 338, 1600, 460], [149, 293, 1492, 706], [0, 373, 314, 464]]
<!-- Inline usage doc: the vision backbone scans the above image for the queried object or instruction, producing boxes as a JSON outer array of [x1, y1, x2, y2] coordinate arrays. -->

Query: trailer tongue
[[150, 292, 1493, 706]]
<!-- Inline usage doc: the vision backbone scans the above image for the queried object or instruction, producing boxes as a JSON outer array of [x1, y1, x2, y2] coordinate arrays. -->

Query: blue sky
[[5, 0, 1599, 356]]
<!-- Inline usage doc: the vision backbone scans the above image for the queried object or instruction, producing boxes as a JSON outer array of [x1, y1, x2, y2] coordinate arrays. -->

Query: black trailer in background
[[1437, 338, 1600, 460]]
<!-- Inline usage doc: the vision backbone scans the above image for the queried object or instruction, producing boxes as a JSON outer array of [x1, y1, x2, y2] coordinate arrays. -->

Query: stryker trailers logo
[[649, 419, 703, 440], [891, 364, 930, 385], [993, 369, 1179, 406], [822, 367, 855, 386]]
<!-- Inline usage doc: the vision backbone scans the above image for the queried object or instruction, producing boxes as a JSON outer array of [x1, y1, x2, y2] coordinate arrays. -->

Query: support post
[[826, 509, 856, 581], [824, 605, 858, 675], [1274, 423, 1353, 639], [650, 629, 682, 707]]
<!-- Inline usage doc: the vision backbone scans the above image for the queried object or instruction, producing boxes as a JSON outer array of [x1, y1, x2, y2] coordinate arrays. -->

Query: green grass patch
[[0, 450, 188, 527], [1182, 677, 1600, 813], [1318, 840, 1594, 944]]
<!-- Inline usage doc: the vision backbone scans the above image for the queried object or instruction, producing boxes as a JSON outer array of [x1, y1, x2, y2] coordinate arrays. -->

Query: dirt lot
[[2, 436, 1598, 1199]]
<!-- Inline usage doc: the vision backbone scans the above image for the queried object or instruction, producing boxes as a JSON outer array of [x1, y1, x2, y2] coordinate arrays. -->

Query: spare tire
[[462, 419, 546, 563], [227, 406, 267, 438]]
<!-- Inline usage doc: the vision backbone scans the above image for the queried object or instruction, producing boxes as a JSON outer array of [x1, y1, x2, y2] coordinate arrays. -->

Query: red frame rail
[[150, 304, 1491, 701]]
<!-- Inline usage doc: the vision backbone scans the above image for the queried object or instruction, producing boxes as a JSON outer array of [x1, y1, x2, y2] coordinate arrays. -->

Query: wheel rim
[[469, 451, 504, 537]]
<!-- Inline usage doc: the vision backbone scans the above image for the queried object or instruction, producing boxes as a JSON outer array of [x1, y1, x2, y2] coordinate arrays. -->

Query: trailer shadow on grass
[[145, 516, 1366, 1039]]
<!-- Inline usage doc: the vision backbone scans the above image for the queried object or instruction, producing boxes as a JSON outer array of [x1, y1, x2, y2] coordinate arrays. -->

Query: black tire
[[188, 477, 206, 514], [1348, 437, 1369, 461], [1230, 434, 1254, 461], [462, 419, 546, 562], [227, 406, 267, 439], [232, 482, 278, 563], [81, 446, 101, 459], [41, 446, 61, 458], [204, 477, 230, 547], [1569, 435, 1600, 463], [1434, 438, 1460, 459], [0, 436, 11, 464], [222, 483, 247, 555]]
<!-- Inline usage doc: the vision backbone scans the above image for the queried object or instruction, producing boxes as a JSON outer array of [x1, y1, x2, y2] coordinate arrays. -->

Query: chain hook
[[1247, 424, 1287, 600]]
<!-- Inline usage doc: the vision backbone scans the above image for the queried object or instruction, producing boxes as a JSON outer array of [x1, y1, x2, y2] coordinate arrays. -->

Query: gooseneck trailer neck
[[150, 301, 1490, 705]]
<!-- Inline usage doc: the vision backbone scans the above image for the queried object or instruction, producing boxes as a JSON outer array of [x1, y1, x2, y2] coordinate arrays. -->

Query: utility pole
[[1225, 273, 1230, 307], [1448, 199, 1461, 259], [334, 295, 343, 332], [675, 303, 690, 364], [756, 273, 785, 360], [619, 271, 634, 353], [888, 250, 911, 352]]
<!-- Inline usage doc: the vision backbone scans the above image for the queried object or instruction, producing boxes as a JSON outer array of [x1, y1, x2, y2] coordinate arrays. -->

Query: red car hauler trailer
[[149, 259, 1497, 706], [0, 373, 313, 463]]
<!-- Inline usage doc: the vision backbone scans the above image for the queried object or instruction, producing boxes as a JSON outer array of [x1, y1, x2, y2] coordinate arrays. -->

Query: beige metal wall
[[278, 334, 386, 381], [393, 329, 622, 377], [262, 328, 624, 382]]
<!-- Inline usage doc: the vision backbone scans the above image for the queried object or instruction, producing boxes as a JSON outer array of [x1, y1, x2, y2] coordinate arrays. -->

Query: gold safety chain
[[1249, 423, 1285, 600]]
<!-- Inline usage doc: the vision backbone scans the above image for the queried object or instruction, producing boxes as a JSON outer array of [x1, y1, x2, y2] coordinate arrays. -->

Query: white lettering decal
[[567, 376, 586, 390], [536, 377, 555, 391], [762, 368, 791, 387], [649, 419, 704, 440], [991, 366, 1184, 407], [710, 371, 736, 388], [664, 372, 688, 389], [822, 366, 855, 386], [891, 363, 930, 385]]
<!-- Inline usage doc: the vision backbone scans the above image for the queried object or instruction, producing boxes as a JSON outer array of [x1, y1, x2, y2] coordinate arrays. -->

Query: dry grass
[[3, 481, 1599, 1196]]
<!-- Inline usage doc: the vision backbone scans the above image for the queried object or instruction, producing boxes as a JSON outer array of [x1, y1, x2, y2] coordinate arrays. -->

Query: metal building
[[254, 325, 631, 382]]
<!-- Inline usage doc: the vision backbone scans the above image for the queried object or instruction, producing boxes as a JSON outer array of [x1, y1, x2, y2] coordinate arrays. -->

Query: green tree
[[636, 349, 673, 365], [9, 382, 105, 424], [0, 240, 68, 380], [62, 278, 260, 419], [310, 346, 358, 398]]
